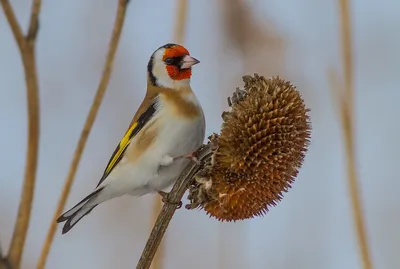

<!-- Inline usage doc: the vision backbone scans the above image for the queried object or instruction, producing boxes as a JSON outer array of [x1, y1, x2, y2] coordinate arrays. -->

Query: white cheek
[[153, 61, 169, 79], [152, 61, 173, 87]]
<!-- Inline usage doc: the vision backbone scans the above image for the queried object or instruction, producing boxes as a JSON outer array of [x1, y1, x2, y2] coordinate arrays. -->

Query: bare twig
[[336, 0, 373, 268], [137, 145, 212, 269], [149, 1, 189, 269], [27, 0, 41, 42], [0, 0, 24, 50], [173, 0, 188, 45], [36, 1, 130, 268], [8, 45, 40, 269], [0, 0, 42, 268]]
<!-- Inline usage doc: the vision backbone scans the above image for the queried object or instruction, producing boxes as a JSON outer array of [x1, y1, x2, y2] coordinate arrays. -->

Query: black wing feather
[[96, 100, 157, 187]]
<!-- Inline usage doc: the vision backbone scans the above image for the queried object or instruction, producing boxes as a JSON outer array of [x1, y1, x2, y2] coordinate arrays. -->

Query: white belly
[[145, 113, 205, 191]]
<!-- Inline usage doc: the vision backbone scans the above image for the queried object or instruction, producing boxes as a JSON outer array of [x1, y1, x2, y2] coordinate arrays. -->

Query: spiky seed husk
[[186, 74, 311, 221]]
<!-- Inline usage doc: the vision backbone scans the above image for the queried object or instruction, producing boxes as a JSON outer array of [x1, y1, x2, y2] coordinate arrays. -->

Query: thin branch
[[8, 46, 40, 269], [27, 0, 41, 42], [0, 0, 25, 51], [149, 1, 189, 269], [2, 0, 42, 268], [137, 145, 212, 269], [337, 0, 373, 268], [36, 1, 130, 268], [174, 0, 188, 44]]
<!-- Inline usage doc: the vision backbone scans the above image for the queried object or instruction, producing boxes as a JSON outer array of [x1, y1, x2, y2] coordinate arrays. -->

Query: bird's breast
[[159, 89, 203, 119], [153, 108, 205, 158]]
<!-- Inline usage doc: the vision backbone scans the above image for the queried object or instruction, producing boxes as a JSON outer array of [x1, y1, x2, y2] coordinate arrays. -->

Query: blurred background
[[1, 0, 399, 268]]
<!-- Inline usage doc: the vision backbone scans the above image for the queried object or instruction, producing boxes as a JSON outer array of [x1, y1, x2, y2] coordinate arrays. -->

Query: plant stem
[[338, 0, 373, 268], [174, 0, 188, 45], [8, 45, 40, 269], [36, 1, 129, 268], [0, 0, 24, 50]]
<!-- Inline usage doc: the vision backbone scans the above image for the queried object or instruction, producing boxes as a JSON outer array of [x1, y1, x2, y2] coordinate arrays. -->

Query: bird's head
[[147, 43, 200, 89]]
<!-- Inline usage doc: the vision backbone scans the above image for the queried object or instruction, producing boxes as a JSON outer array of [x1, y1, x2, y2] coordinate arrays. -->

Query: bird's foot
[[158, 191, 182, 209], [173, 151, 200, 165]]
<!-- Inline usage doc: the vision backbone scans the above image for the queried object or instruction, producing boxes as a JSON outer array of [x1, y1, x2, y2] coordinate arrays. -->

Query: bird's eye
[[165, 57, 174, 65]]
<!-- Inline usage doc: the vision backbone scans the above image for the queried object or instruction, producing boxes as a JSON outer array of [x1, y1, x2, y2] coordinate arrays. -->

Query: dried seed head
[[187, 74, 311, 221]]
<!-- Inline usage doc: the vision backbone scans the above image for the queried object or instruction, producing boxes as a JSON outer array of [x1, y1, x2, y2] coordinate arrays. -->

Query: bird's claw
[[174, 151, 200, 165], [158, 191, 182, 209]]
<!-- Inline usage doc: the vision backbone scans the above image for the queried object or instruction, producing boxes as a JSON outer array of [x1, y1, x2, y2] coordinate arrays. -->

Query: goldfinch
[[57, 43, 205, 234]]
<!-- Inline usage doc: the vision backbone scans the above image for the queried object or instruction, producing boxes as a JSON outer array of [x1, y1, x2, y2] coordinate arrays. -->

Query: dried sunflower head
[[186, 74, 311, 221]]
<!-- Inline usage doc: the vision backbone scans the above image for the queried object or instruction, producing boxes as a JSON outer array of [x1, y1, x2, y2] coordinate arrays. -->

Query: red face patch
[[163, 45, 192, 81], [165, 65, 192, 80]]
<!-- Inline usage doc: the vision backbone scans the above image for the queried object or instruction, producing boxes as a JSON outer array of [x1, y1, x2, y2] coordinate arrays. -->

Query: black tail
[[57, 188, 103, 234]]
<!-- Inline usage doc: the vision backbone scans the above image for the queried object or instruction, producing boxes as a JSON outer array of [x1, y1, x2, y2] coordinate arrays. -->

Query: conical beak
[[180, 55, 200, 69]]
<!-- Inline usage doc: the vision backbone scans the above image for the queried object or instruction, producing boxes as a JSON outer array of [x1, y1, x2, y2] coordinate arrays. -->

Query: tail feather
[[57, 187, 103, 234], [60, 204, 97, 234]]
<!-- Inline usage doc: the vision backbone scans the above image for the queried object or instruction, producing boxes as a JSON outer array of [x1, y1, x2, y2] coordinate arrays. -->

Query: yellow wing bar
[[104, 121, 138, 175], [96, 100, 158, 187]]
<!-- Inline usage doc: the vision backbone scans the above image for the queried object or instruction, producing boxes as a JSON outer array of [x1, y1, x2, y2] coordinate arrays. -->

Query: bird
[[57, 43, 205, 234]]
